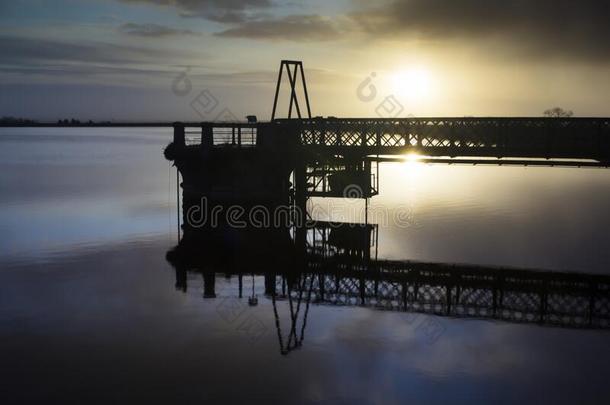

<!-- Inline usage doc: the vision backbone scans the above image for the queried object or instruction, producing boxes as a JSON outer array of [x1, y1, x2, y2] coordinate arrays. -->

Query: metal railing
[[174, 123, 257, 148]]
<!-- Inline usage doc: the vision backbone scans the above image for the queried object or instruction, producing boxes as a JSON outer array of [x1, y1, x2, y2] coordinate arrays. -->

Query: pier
[[161, 62, 610, 354], [166, 116, 610, 202]]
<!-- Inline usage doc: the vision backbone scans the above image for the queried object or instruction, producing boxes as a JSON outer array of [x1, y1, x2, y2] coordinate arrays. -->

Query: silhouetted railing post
[[265, 273, 277, 296], [294, 163, 307, 255], [203, 272, 216, 298], [202, 123, 213, 148], [175, 265, 187, 292], [173, 122, 185, 146]]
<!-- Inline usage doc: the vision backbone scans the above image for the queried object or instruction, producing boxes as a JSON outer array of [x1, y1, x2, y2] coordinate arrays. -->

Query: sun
[[391, 67, 434, 102]]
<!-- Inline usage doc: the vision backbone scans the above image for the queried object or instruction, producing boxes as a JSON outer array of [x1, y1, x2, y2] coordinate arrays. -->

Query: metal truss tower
[[271, 60, 312, 121]]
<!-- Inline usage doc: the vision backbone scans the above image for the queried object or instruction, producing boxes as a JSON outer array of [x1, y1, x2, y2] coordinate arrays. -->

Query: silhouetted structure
[[165, 62, 610, 204], [271, 60, 311, 121], [167, 217, 610, 355], [163, 60, 610, 355]]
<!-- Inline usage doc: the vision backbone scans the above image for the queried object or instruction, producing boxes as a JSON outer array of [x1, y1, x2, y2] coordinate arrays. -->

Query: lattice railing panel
[[287, 117, 610, 160]]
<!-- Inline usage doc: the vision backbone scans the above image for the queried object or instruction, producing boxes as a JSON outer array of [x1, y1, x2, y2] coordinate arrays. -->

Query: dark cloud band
[[118, 23, 201, 37], [118, 0, 271, 22], [349, 0, 610, 61], [215, 14, 342, 41]]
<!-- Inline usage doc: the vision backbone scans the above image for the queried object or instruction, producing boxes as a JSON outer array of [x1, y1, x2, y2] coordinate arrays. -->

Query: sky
[[0, 0, 609, 121]]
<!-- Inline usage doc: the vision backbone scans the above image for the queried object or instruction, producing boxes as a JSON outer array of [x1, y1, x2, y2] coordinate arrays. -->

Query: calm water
[[1, 128, 610, 404]]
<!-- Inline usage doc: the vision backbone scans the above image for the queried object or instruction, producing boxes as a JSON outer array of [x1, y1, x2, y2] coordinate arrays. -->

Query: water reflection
[[3, 128, 610, 402], [167, 214, 610, 355]]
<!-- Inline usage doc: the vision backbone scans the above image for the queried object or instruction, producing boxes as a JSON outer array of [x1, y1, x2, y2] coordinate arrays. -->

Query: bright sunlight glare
[[391, 67, 435, 102], [401, 152, 427, 177], [404, 152, 422, 162]]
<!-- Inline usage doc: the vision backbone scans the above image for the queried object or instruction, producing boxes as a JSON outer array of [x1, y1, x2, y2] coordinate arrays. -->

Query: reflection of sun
[[401, 153, 426, 178], [404, 152, 421, 163], [391, 67, 434, 102]]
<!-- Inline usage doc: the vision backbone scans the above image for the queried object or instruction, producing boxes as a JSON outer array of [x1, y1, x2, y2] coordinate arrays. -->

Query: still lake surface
[[1, 127, 610, 404]]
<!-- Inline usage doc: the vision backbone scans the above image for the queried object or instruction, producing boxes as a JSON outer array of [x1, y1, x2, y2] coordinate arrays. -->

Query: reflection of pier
[[301, 257, 610, 329], [166, 164, 610, 355], [167, 221, 610, 332], [169, 252, 610, 332]]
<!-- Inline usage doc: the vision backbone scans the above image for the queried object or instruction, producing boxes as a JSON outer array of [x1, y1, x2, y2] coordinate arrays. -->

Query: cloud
[[215, 14, 342, 41], [118, 23, 201, 37], [348, 0, 610, 61], [0, 64, 174, 82], [0, 35, 193, 66], [118, 0, 271, 22], [0, 35, 200, 87]]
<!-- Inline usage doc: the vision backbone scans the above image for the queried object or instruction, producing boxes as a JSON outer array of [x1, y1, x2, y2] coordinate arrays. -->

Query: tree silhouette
[[544, 107, 573, 117]]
